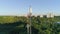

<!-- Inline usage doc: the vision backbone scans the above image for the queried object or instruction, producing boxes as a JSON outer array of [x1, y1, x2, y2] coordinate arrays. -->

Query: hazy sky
[[0, 0, 60, 16]]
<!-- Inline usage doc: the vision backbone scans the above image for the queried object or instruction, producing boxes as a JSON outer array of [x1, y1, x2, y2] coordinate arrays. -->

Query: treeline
[[0, 16, 60, 34]]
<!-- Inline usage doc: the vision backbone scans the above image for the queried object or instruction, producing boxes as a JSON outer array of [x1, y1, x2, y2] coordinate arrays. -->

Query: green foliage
[[0, 16, 59, 34]]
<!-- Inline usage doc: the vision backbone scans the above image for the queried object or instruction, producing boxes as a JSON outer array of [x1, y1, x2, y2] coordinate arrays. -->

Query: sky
[[0, 0, 60, 16]]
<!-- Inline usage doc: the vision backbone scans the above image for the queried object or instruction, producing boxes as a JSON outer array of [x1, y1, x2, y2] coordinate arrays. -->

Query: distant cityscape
[[20, 6, 60, 18], [0, 6, 59, 17]]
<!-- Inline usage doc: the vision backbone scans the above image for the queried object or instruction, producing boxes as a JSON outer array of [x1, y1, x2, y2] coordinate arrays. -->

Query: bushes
[[0, 16, 60, 34]]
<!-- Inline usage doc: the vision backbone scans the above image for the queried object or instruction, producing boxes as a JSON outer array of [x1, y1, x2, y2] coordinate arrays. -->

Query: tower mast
[[27, 6, 32, 34], [29, 6, 32, 34]]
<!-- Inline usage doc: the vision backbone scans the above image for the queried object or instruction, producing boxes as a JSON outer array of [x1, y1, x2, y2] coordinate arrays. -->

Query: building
[[40, 14, 43, 18], [47, 13, 54, 18]]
